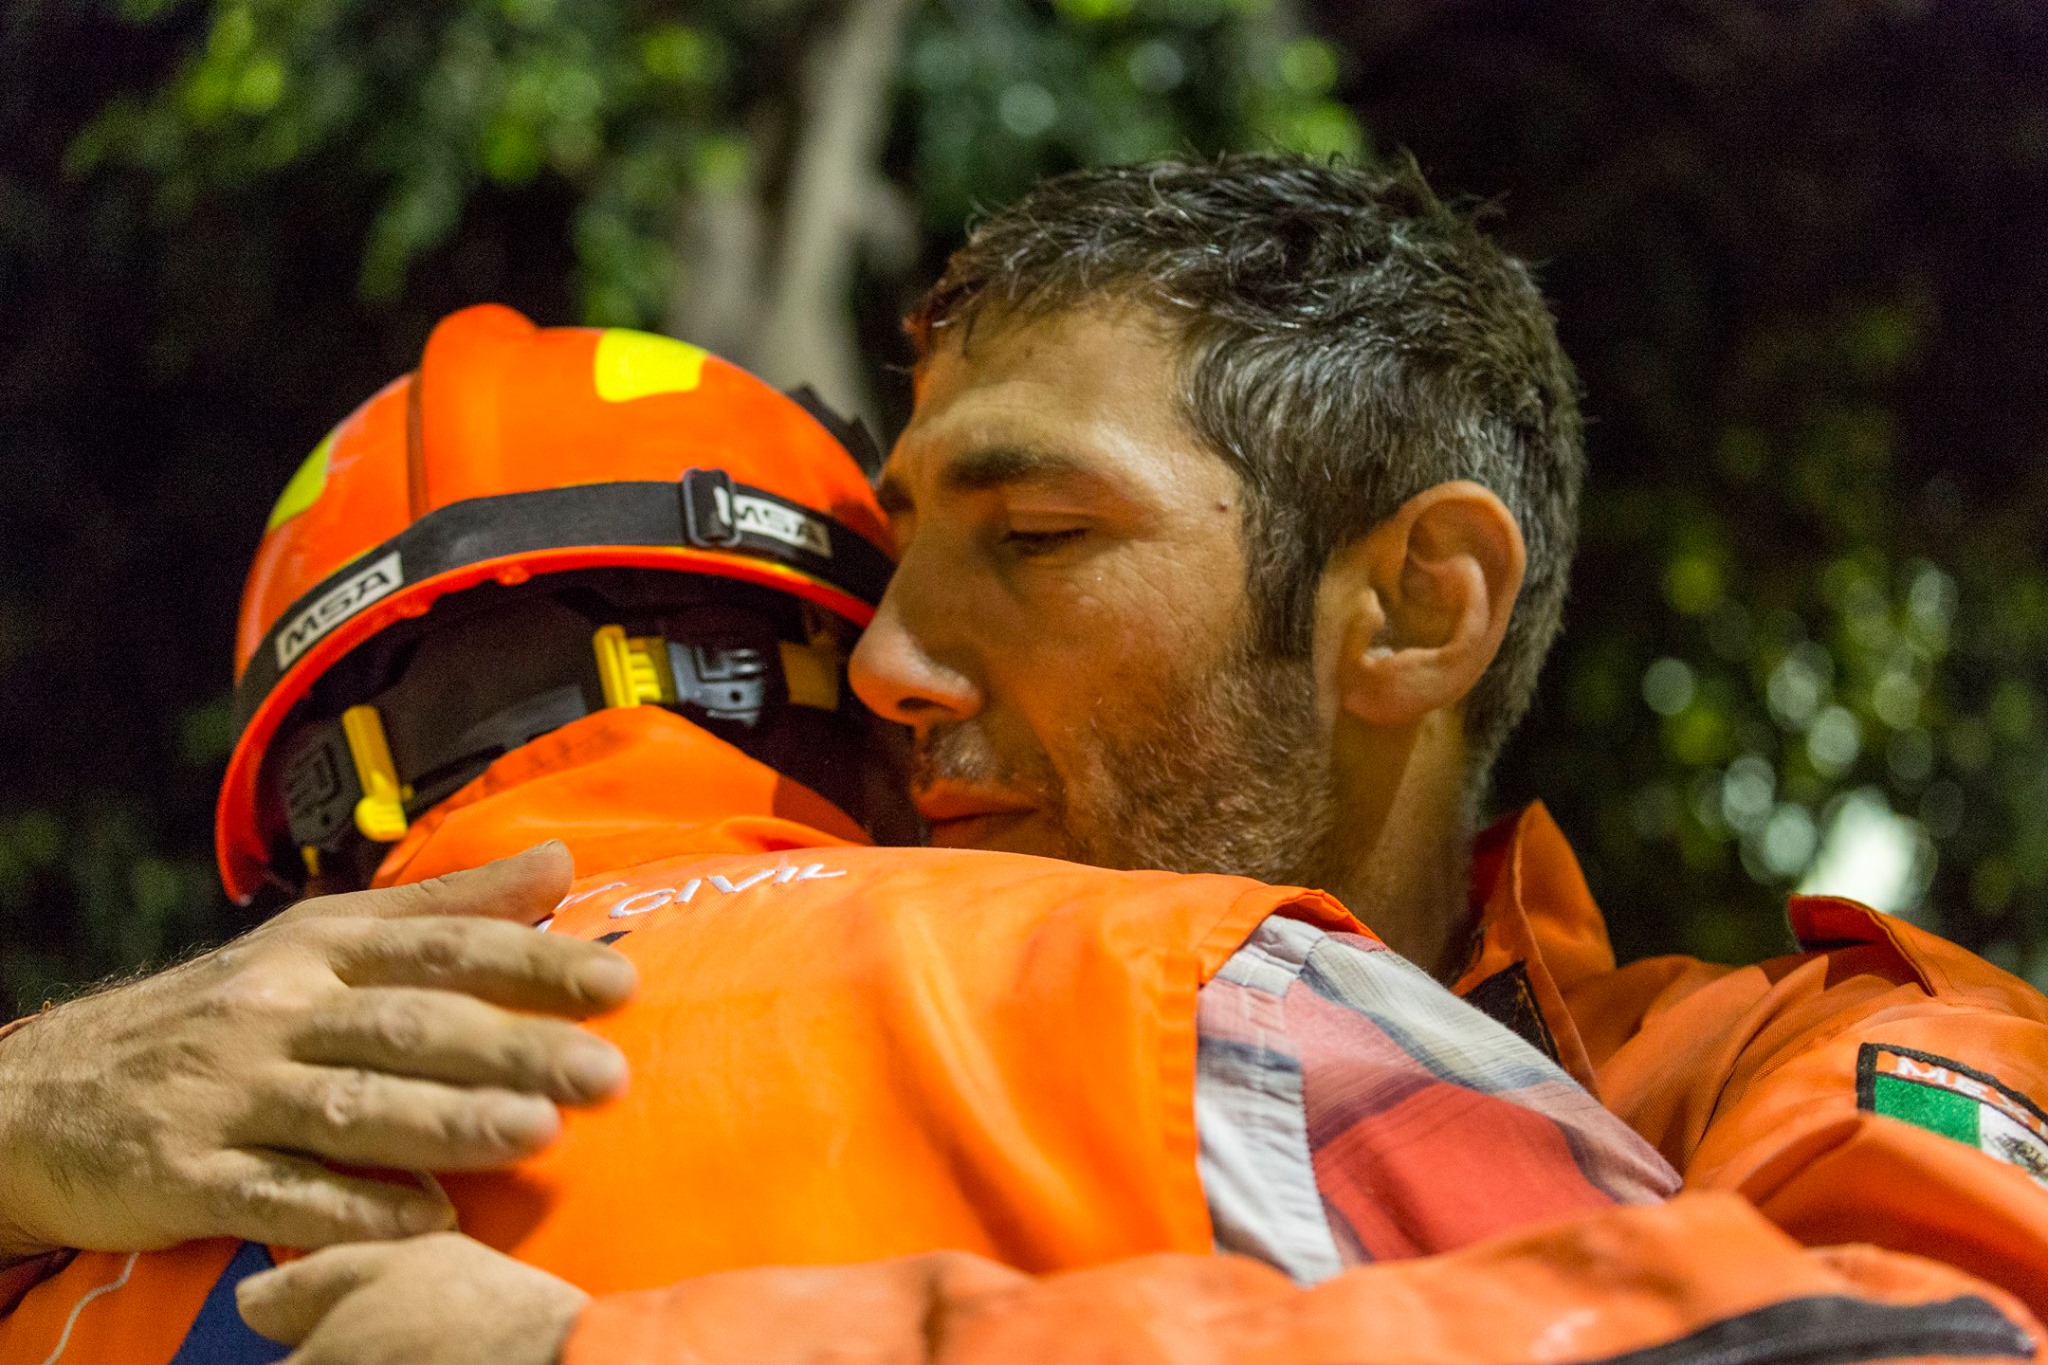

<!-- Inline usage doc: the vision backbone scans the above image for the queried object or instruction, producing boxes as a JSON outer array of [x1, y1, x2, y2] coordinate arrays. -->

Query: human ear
[[1324, 481, 1527, 727]]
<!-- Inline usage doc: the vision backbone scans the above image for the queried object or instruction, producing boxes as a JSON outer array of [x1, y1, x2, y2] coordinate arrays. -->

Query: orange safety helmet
[[217, 303, 894, 903]]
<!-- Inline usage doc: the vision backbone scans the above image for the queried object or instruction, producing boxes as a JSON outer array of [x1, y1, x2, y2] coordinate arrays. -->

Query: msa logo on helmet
[[735, 495, 830, 557], [275, 552, 404, 670]]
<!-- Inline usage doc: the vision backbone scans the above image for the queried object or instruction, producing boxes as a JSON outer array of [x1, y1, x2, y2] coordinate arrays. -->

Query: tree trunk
[[665, 171, 768, 365], [753, 0, 922, 427], [664, 0, 921, 433]]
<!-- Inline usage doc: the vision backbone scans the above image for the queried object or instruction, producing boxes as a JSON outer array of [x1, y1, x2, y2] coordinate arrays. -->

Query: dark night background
[[3, 0, 2046, 1012]]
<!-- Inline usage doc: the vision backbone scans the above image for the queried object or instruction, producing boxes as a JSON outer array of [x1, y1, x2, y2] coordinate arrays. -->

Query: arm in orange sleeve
[[563, 1193, 2044, 1365], [1582, 900, 2048, 1324]]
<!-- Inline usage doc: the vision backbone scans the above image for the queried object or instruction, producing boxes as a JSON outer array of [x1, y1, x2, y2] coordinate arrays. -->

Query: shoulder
[[1594, 896, 2048, 1187]]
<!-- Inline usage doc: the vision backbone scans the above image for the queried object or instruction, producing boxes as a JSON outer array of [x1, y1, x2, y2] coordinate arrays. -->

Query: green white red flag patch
[[1858, 1043, 2048, 1187]]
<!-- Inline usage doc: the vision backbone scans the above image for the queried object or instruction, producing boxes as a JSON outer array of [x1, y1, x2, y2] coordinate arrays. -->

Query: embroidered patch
[[1858, 1043, 2048, 1187]]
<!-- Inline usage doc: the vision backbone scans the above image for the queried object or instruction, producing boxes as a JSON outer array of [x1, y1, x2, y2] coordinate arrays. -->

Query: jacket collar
[[1451, 803, 1616, 1090], [374, 706, 869, 888]]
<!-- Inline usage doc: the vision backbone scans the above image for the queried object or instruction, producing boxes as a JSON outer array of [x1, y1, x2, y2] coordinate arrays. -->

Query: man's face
[[850, 304, 1341, 885]]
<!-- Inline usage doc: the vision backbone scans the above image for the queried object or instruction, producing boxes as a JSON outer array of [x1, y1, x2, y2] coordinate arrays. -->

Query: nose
[[849, 578, 983, 727]]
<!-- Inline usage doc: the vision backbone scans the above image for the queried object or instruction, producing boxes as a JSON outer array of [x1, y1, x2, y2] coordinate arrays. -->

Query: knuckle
[[313, 1068, 376, 1131], [275, 914, 351, 956], [469, 1093, 549, 1154], [409, 870, 461, 902], [372, 877, 443, 919], [199, 973, 301, 1027], [366, 998, 431, 1058], [536, 940, 602, 994], [519, 1030, 581, 1092], [200, 939, 257, 980], [366, 874, 465, 925], [440, 1098, 497, 1151], [163, 1150, 217, 1204], [213, 1166, 300, 1225], [204, 1175, 250, 1225], [404, 924, 473, 979], [481, 1025, 541, 1086]]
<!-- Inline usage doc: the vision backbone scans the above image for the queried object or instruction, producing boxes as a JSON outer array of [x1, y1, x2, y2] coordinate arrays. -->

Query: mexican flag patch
[[1859, 1043, 2048, 1187]]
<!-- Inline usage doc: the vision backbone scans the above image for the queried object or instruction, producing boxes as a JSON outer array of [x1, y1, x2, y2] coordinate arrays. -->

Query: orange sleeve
[[1691, 998, 2048, 1321], [1589, 918, 2048, 1326], [562, 1193, 2044, 1365]]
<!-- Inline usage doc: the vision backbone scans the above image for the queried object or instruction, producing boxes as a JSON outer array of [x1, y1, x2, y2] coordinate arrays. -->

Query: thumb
[[237, 1241, 392, 1345], [281, 842, 575, 926]]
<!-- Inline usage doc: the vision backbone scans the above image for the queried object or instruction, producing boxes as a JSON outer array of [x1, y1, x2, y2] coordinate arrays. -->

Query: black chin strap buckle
[[680, 468, 742, 548], [279, 719, 361, 871]]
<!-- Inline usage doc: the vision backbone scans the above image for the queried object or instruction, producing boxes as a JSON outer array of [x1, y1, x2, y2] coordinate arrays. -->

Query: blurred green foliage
[[2, 0, 2046, 1012], [1323, 2, 2048, 986], [69, 0, 1358, 327]]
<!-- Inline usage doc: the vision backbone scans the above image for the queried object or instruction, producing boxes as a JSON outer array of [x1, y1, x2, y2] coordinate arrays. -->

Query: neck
[[1324, 710, 1475, 981]]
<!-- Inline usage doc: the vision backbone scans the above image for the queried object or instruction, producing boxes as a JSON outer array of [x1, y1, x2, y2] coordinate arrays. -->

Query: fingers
[[198, 1148, 454, 1250], [281, 842, 575, 926], [250, 1063, 563, 1172], [294, 987, 627, 1105], [326, 916, 636, 1016], [238, 1240, 396, 1345]]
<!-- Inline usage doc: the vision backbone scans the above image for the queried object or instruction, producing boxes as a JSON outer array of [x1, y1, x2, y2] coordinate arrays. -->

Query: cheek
[[1023, 570, 1237, 763], [1071, 546, 1247, 682]]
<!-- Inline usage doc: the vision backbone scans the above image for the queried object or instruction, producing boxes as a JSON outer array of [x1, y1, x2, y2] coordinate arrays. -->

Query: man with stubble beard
[[234, 154, 2048, 1363]]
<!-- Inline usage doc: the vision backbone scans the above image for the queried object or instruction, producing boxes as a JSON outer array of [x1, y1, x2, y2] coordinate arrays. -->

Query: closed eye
[[1001, 527, 1087, 556]]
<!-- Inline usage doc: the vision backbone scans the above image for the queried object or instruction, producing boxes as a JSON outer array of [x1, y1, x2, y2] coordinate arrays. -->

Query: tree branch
[[751, 0, 922, 427]]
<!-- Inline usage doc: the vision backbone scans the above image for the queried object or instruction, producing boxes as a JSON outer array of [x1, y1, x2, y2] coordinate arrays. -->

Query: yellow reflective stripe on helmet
[[265, 429, 335, 532], [593, 330, 708, 402]]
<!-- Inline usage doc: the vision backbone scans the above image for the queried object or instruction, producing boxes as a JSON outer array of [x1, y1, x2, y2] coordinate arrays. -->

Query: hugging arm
[[0, 844, 633, 1266], [237, 1195, 2043, 1365]]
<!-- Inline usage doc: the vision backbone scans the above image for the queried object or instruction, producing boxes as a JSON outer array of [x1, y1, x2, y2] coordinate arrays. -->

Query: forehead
[[885, 303, 1234, 505]]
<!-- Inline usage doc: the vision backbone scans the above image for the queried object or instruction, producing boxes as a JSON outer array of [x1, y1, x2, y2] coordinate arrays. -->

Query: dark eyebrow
[[941, 445, 1095, 493], [877, 445, 1099, 517], [877, 445, 1111, 522]]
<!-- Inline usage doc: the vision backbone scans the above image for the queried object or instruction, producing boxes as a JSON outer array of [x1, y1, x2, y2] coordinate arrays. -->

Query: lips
[[914, 785, 1039, 848]]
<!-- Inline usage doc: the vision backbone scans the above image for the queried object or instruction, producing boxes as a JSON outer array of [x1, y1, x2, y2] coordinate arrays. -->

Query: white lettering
[[708, 869, 776, 895], [558, 880, 628, 911], [733, 496, 831, 557], [275, 552, 403, 670], [610, 888, 676, 918], [565, 863, 848, 923], [1894, 1057, 1951, 1085]]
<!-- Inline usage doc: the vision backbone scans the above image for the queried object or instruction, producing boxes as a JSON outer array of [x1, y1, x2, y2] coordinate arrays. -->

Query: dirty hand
[[0, 842, 633, 1258], [239, 1231, 588, 1365]]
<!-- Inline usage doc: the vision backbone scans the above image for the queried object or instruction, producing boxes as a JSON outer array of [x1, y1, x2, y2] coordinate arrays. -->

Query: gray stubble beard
[[913, 634, 1345, 895]]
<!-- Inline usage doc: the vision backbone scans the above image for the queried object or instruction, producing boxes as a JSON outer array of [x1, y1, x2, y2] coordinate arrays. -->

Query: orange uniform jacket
[[0, 709, 1656, 1363], [4, 712, 2046, 1363], [567, 807, 2048, 1364]]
